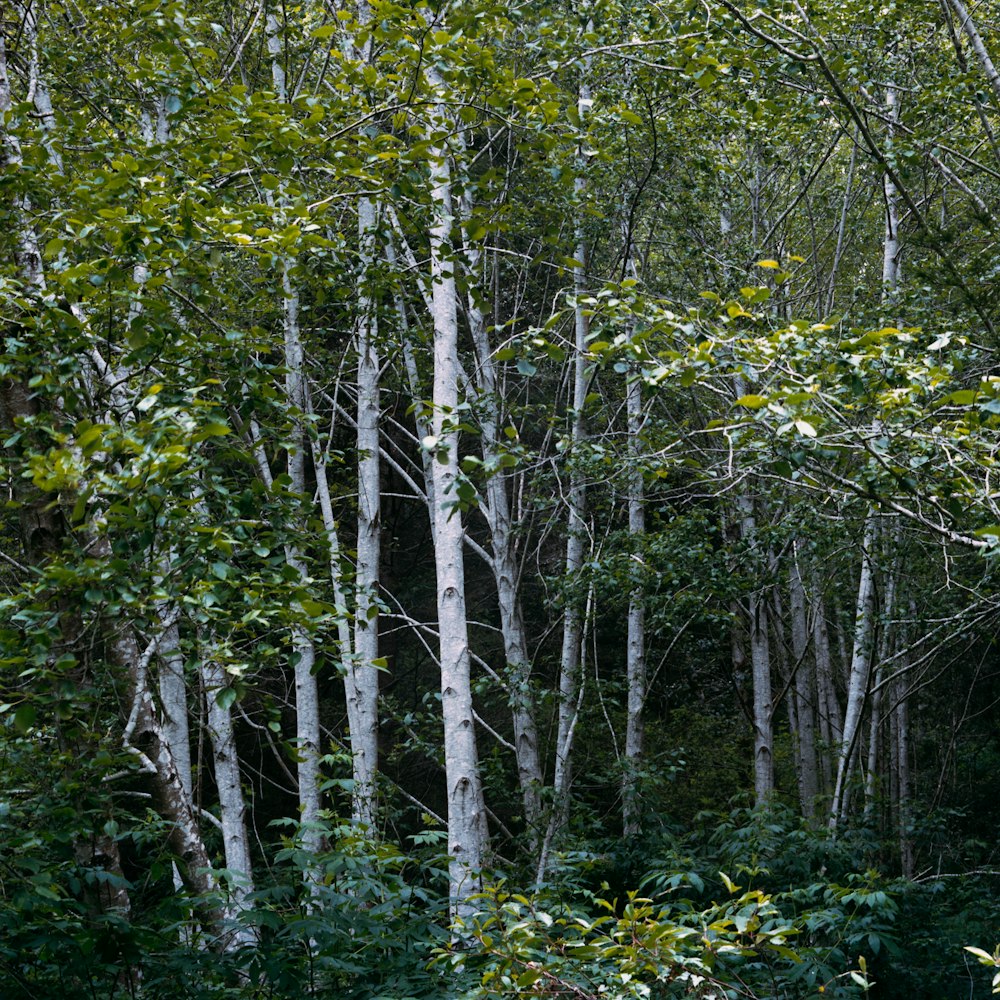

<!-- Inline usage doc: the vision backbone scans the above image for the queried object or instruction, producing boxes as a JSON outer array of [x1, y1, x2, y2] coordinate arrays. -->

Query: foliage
[[3, 0, 1000, 994]]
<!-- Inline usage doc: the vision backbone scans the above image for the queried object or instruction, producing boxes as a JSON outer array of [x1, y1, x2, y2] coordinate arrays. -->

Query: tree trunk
[[539, 65, 593, 878], [105, 589, 218, 907], [453, 160, 543, 837], [201, 653, 255, 945], [622, 226, 647, 839], [864, 528, 899, 820], [946, 0, 1000, 106], [0, 32, 45, 288], [352, 190, 382, 830], [736, 492, 773, 804], [426, 77, 488, 916], [829, 515, 879, 830], [895, 659, 914, 877], [623, 355, 646, 838], [267, 9, 323, 857], [466, 289, 544, 839], [789, 542, 818, 821]]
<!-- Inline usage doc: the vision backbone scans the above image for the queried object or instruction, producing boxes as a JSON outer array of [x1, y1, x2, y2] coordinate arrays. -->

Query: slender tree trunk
[[789, 542, 818, 821], [829, 515, 879, 830], [426, 76, 488, 916], [623, 361, 646, 837], [201, 653, 255, 945], [282, 265, 323, 854], [157, 611, 192, 795], [451, 139, 543, 836], [267, 9, 323, 856], [102, 576, 218, 906], [895, 637, 914, 877], [733, 453, 773, 803], [352, 191, 382, 830], [864, 529, 899, 820], [432, 116, 545, 838], [882, 78, 902, 292], [466, 287, 544, 838], [337, 0, 382, 832], [540, 64, 593, 876], [808, 565, 841, 808], [946, 0, 1000, 106], [0, 33, 44, 288], [827, 137, 857, 313], [622, 239, 646, 839]]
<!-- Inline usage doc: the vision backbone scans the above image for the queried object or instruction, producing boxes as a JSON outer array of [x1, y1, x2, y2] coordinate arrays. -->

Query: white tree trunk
[[895, 652, 914, 876], [733, 467, 773, 802], [282, 262, 323, 855], [864, 529, 900, 818], [99, 554, 218, 910], [747, 576, 774, 804], [882, 78, 902, 291], [622, 245, 646, 839], [267, 9, 323, 857], [789, 542, 818, 820], [947, 0, 1000, 105], [459, 229, 544, 838], [426, 80, 488, 916], [540, 68, 593, 876], [829, 515, 880, 830], [0, 32, 44, 288], [201, 653, 255, 945], [352, 191, 381, 830], [470, 322, 543, 835], [157, 612, 192, 798]]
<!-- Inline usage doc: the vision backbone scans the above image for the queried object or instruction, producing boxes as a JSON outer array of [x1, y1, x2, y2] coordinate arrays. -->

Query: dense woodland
[[3, 0, 1000, 996]]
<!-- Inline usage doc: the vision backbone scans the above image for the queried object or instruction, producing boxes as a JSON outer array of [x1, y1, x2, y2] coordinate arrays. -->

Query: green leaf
[[719, 872, 741, 894], [197, 421, 231, 438], [215, 687, 237, 711], [736, 394, 767, 409], [14, 704, 36, 732], [966, 946, 999, 963]]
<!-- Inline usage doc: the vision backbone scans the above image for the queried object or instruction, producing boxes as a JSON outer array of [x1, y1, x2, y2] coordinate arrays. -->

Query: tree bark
[[735, 487, 773, 804], [267, 8, 323, 857], [789, 542, 818, 821], [946, 0, 1000, 107], [466, 296, 544, 838], [352, 190, 382, 830], [426, 74, 488, 916], [622, 243, 646, 839], [201, 652, 255, 945], [829, 515, 879, 830], [539, 65, 593, 878]]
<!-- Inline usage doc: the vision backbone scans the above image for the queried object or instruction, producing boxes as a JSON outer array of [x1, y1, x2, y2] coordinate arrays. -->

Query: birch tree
[[425, 65, 489, 914], [266, 7, 323, 856], [538, 55, 594, 881]]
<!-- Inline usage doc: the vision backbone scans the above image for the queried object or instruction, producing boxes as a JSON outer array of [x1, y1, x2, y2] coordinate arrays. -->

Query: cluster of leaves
[[4, 780, 999, 998], [442, 878, 878, 999]]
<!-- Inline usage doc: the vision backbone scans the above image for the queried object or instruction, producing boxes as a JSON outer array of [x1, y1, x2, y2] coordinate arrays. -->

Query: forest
[[2, 0, 1000, 996]]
